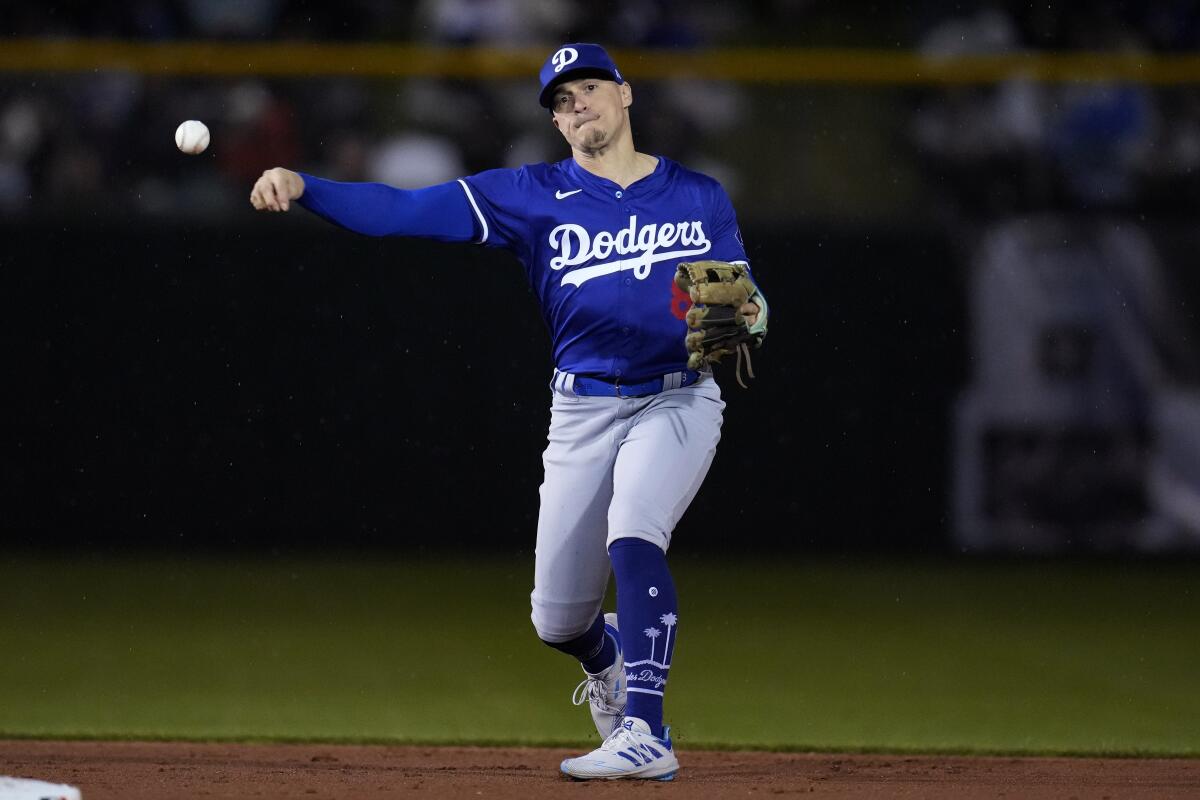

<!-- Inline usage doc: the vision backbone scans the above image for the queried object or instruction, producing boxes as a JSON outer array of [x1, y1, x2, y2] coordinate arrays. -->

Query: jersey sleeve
[[295, 175, 477, 241], [458, 167, 535, 256], [706, 179, 750, 266]]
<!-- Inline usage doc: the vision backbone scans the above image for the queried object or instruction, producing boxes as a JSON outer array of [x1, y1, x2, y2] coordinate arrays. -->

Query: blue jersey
[[460, 157, 748, 382]]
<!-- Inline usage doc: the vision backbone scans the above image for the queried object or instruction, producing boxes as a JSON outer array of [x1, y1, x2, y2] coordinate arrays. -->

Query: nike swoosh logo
[[555, 189, 583, 200]]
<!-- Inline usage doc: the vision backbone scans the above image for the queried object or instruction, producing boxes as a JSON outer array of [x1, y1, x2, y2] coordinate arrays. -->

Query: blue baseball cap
[[538, 43, 624, 109]]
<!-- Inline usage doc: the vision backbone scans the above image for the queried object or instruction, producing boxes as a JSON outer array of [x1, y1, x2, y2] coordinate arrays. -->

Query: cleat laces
[[572, 675, 621, 716], [596, 725, 664, 763]]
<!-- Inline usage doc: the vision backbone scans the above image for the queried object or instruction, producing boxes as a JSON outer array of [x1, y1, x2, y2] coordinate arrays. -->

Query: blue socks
[[608, 537, 677, 738], [541, 538, 679, 739], [541, 611, 618, 675]]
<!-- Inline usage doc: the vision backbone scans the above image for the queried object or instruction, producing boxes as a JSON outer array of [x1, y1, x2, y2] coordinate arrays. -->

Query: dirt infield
[[2, 740, 1198, 799]]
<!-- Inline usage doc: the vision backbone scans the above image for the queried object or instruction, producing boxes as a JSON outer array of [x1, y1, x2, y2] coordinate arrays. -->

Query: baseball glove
[[674, 260, 768, 388]]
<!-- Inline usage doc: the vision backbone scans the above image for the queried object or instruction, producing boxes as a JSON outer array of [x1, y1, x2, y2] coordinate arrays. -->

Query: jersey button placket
[[621, 199, 633, 292], [621, 197, 633, 289], [622, 198, 634, 334], [612, 188, 634, 380]]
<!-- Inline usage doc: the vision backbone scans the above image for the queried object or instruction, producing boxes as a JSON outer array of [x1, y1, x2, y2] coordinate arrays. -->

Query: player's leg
[[531, 392, 626, 735], [606, 378, 724, 735], [608, 378, 725, 551], [560, 379, 724, 781]]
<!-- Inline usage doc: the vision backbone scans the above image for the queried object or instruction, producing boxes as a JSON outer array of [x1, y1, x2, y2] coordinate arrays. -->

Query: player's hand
[[740, 302, 760, 327], [250, 168, 305, 212]]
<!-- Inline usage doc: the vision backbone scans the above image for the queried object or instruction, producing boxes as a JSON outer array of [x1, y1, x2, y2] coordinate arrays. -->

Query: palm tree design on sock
[[659, 612, 678, 668], [644, 626, 661, 663], [628, 612, 679, 671]]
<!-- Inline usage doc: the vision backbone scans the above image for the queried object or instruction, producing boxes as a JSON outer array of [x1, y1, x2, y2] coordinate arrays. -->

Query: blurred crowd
[[909, 5, 1200, 224], [4, 1, 1200, 48], [1, 2, 1200, 224]]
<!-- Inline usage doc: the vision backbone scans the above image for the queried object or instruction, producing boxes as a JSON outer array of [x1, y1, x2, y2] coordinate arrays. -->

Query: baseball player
[[250, 43, 767, 781]]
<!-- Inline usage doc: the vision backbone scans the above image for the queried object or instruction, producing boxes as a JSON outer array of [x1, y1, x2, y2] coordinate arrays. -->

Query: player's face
[[550, 78, 633, 152]]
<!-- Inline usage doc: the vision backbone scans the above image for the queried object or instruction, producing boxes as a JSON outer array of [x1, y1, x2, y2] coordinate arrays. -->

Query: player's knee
[[530, 610, 584, 644], [530, 596, 595, 643]]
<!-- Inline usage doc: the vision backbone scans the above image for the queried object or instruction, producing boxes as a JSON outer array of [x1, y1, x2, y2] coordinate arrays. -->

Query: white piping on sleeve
[[457, 179, 488, 244]]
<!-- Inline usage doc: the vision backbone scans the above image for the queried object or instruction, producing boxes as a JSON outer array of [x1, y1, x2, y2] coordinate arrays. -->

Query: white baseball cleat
[[0, 775, 82, 800], [571, 612, 626, 738], [560, 716, 679, 781]]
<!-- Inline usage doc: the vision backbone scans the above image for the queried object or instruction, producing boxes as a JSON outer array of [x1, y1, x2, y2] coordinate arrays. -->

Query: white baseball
[[175, 120, 210, 155]]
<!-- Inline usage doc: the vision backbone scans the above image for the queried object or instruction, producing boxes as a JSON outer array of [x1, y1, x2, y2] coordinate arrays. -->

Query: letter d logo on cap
[[552, 47, 578, 73]]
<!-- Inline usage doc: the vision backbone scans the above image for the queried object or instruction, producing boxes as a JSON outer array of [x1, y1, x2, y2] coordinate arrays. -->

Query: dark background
[[2, 219, 961, 553], [5, 2, 1200, 555]]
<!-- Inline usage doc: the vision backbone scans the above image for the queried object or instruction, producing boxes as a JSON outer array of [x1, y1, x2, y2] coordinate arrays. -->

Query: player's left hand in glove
[[674, 260, 769, 389]]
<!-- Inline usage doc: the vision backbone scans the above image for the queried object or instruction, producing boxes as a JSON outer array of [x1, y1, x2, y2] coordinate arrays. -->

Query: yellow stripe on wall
[[3, 39, 1200, 84]]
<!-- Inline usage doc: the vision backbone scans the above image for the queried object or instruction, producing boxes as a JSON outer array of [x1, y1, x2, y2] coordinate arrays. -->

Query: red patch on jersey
[[669, 279, 691, 320]]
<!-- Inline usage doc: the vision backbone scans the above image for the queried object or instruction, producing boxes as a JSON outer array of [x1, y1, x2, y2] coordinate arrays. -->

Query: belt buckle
[[614, 377, 626, 399]]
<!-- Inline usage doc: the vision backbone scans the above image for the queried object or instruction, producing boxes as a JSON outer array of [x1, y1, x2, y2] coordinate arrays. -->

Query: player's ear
[[621, 82, 633, 108]]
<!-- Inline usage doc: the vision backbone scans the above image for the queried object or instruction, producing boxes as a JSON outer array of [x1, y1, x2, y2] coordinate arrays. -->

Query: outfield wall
[[4, 221, 963, 552]]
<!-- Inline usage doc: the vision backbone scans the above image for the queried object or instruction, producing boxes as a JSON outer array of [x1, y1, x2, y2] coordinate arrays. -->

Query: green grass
[[0, 553, 1197, 756]]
